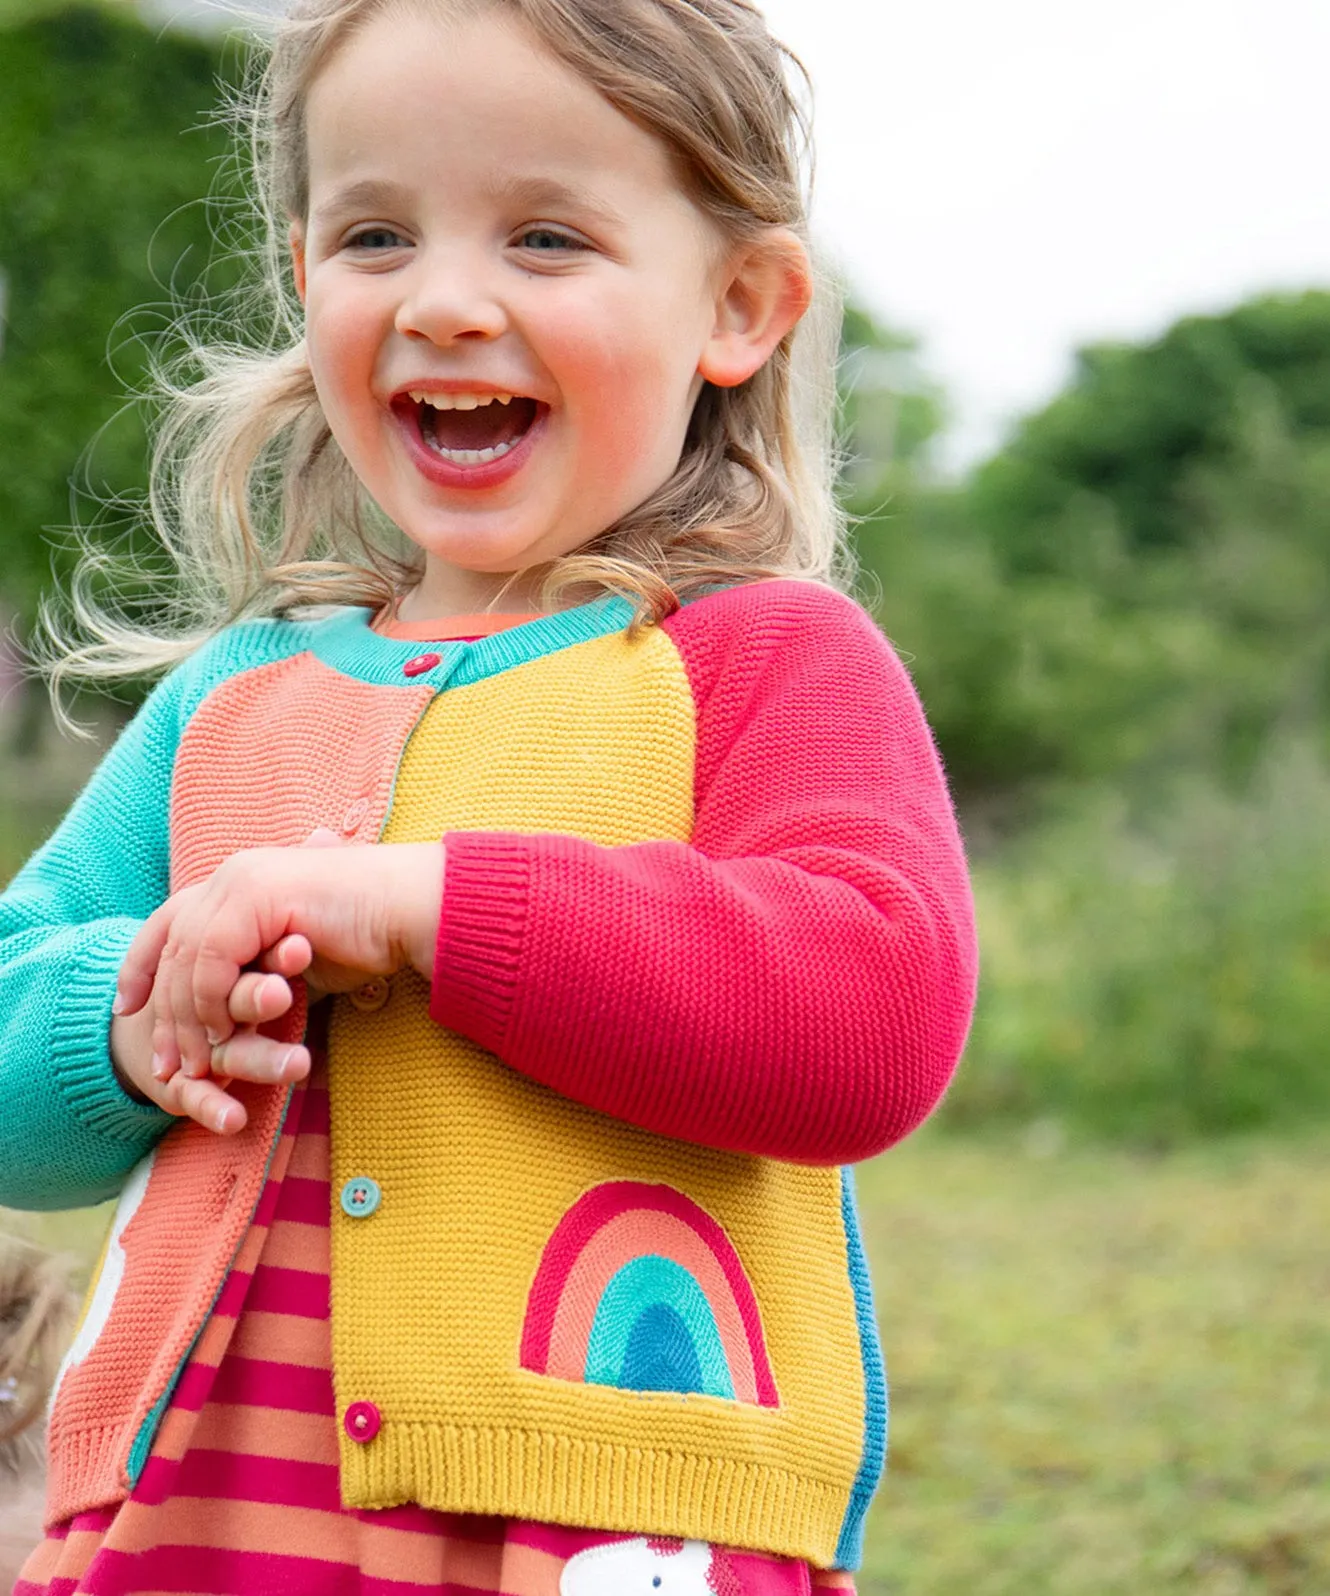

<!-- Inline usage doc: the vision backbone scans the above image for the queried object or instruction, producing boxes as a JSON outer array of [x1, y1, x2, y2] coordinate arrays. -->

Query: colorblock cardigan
[[0, 579, 978, 1569]]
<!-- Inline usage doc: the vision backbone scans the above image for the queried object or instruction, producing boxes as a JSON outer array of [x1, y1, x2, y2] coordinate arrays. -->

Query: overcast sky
[[757, 0, 1330, 469], [151, 0, 1330, 472]]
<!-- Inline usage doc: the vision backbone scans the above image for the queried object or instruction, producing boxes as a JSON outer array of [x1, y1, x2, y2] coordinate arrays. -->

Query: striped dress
[[16, 610, 861, 1596]]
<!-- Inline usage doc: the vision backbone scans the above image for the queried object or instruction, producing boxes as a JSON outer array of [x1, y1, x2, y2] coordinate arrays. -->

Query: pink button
[[344, 1400, 381, 1443], [341, 797, 369, 834], [402, 652, 441, 678]]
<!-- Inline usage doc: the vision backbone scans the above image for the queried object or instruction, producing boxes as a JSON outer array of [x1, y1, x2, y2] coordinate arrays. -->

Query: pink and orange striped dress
[[16, 612, 859, 1596]]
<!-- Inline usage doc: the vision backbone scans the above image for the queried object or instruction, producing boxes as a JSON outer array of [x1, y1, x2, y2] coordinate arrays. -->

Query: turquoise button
[[340, 1176, 381, 1218]]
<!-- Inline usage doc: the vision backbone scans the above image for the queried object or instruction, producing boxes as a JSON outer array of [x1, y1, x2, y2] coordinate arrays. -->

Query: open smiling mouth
[[401, 390, 543, 465]]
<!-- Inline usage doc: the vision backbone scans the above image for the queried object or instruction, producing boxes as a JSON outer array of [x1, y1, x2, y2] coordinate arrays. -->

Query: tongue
[[425, 399, 534, 451]]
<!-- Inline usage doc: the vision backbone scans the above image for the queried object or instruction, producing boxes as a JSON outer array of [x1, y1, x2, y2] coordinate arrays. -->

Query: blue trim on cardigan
[[835, 1165, 888, 1569], [126, 1083, 297, 1484]]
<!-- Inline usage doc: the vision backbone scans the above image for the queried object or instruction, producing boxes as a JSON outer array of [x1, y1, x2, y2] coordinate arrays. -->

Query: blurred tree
[[853, 298, 1330, 804], [0, 1, 238, 679], [968, 290, 1330, 573]]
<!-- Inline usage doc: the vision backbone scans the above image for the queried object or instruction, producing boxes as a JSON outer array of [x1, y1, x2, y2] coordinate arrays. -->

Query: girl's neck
[[395, 564, 549, 627]]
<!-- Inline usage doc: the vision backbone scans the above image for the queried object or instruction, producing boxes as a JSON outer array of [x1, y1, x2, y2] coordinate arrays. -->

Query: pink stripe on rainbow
[[520, 1182, 778, 1407]]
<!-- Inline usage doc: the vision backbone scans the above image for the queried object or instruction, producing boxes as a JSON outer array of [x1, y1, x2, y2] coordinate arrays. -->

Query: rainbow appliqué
[[520, 1182, 779, 1407]]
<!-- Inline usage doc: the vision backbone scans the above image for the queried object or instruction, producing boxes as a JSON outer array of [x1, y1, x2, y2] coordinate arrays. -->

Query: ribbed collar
[[306, 594, 637, 690]]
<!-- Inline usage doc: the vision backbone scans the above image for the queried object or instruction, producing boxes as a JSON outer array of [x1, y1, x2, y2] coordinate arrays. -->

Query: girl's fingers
[[256, 934, 313, 980], [151, 964, 183, 1082], [114, 903, 176, 1018], [161, 940, 308, 1079], [169, 939, 217, 1080], [129, 838, 333, 1072], [227, 971, 295, 1028], [188, 889, 279, 1059], [208, 1031, 310, 1087], [158, 1071, 246, 1136]]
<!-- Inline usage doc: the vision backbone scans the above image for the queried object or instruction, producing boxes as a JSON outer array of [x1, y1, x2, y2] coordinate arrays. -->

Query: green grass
[[6, 1133, 1327, 1593], [855, 1129, 1330, 1593]]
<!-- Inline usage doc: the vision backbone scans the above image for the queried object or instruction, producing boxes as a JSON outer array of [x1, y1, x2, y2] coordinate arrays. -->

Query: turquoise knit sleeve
[[0, 617, 312, 1211]]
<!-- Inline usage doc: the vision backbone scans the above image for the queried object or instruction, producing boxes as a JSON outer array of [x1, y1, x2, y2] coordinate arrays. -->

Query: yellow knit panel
[[384, 628, 696, 844], [326, 628, 866, 1565]]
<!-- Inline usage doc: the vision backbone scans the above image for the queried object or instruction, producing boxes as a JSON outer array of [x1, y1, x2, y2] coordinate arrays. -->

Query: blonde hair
[[41, 0, 850, 699]]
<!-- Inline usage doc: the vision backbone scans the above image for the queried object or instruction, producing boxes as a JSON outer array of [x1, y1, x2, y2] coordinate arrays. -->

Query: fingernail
[[277, 1047, 304, 1080], [112, 993, 126, 1015], [205, 1029, 223, 1047], [214, 1105, 237, 1133], [151, 1053, 169, 1081]]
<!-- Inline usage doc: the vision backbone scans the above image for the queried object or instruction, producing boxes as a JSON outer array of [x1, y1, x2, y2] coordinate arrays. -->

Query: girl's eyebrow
[[311, 174, 626, 232], [311, 177, 416, 226], [485, 174, 627, 231]]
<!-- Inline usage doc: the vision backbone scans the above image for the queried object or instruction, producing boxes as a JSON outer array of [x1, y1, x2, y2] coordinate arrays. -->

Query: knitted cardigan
[[0, 580, 977, 1569]]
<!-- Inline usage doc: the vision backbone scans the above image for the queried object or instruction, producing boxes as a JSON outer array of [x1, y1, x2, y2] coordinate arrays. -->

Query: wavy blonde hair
[[41, 0, 850, 699]]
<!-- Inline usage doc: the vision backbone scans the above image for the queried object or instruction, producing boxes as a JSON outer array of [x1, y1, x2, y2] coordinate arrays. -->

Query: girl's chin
[[397, 522, 568, 575]]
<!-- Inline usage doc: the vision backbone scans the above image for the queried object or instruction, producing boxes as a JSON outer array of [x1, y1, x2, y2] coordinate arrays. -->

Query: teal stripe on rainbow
[[520, 1182, 778, 1407], [587, 1257, 735, 1399]]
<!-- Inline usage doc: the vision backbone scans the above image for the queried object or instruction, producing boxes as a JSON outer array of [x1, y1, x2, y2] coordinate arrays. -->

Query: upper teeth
[[408, 390, 514, 409]]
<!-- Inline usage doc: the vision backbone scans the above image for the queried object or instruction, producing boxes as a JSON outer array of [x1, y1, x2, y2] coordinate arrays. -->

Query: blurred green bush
[[0, 0, 243, 631], [953, 740, 1330, 1140], [846, 308, 1330, 1141], [853, 309, 1330, 804]]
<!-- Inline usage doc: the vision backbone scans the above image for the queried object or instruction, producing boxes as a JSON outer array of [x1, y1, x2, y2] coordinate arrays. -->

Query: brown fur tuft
[[0, 1236, 77, 1583]]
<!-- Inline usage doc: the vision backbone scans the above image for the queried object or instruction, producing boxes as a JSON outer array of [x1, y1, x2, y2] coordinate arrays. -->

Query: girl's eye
[[345, 227, 407, 251], [516, 227, 583, 253]]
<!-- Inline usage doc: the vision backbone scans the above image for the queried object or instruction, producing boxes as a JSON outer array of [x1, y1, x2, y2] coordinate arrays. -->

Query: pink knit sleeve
[[430, 581, 978, 1164]]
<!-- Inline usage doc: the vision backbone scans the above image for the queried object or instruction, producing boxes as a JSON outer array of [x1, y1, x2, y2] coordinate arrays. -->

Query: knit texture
[[433, 581, 976, 1162], [19, 1060, 855, 1594], [1, 581, 977, 1568], [0, 618, 315, 1207]]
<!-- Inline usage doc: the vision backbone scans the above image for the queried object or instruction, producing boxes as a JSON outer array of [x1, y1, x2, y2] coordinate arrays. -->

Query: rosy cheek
[[552, 312, 681, 418]]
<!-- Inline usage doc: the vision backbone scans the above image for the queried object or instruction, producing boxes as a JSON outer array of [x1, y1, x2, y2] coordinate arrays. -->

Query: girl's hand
[[114, 838, 445, 1083], [111, 934, 312, 1134]]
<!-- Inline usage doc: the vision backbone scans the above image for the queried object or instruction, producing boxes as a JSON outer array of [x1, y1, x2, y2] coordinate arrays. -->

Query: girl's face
[[290, 5, 807, 615]]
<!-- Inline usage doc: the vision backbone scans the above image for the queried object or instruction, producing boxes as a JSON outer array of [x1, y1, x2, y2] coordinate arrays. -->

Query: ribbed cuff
[[48, 921, 174, 1142], [430, 833, 534, 1054]]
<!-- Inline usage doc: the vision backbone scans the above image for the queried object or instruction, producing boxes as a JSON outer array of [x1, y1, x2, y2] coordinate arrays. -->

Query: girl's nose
[[393, 255, 507, 345]]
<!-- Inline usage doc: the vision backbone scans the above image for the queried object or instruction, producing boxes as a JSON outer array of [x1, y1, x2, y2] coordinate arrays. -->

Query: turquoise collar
[[306, 594, 637, 690]]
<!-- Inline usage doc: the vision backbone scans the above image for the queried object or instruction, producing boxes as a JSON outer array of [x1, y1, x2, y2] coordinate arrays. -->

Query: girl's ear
[[698, 229, 813, 389], [289, 221, 308, 305]]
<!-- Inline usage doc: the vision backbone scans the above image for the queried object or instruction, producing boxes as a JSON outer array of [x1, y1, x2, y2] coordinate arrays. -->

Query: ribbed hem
[[42, 1417, 131, 1528], [48, 923, 174, 1143], [340, 1421, 849, 1569], [430, 833, 535, 1054]]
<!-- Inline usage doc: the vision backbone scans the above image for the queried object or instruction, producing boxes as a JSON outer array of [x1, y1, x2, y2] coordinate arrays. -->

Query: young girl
[[1, 0, 977, 1589]]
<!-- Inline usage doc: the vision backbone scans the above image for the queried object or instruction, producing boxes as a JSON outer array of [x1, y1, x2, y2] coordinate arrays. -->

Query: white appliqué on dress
[[560, 1537, 718, 1595]]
